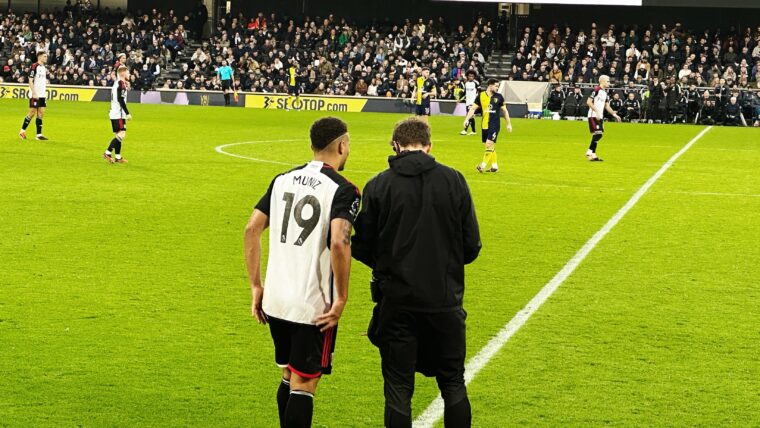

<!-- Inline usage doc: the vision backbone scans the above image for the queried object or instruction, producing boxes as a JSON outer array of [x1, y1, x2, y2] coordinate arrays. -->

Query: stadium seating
[[511, 23, 760, 126], [0, 5, 493, 100]]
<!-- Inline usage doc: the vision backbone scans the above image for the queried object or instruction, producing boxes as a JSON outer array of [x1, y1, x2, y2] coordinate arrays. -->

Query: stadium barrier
[[0, 83, 529, 117]]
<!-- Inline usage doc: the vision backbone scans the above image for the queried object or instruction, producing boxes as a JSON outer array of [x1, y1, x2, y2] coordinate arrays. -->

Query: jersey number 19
[[280, 193, 321, 246]]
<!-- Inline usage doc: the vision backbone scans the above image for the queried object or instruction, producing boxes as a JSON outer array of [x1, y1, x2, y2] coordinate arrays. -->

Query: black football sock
[[589, 134, 602, 153], [114, 136, 123, 155], [106, 138, 117, 152], [21, 116, 32, 130], [35, 118, 43, 135], [277, 378, 290, 428], [443, 396, 472, 428], [224, 93, 230, 105], [469, 118, 476, 132], [284, 390, 313, 428]]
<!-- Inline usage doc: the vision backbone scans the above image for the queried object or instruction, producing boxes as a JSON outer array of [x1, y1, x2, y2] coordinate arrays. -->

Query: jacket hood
[[388, 151, 437, 177]]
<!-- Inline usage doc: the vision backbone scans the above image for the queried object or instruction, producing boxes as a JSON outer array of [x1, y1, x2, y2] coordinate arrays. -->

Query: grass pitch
[[1, 99, 759, 427]]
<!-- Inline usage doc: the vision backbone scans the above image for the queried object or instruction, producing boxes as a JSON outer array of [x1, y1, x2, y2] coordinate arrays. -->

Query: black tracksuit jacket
[[352, 150, 482, 312]]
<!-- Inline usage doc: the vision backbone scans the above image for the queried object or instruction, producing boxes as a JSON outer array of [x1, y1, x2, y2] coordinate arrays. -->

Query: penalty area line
[[412, 125, 713, 428]]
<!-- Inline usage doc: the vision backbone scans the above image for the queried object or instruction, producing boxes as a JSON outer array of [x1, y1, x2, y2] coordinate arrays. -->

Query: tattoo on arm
[[341, 220, 352, 246]]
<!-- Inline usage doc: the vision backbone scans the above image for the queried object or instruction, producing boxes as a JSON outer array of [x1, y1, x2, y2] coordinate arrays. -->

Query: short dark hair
[[310, 117, 348, 151], [37, 51, 47, 57], [392, 118, 431, 148], [486, 78, 500, 86]]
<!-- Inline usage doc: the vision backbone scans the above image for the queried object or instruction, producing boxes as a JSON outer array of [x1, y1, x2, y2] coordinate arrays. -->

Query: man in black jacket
[[353, 118, 481, 428], [546, 83, 566, 113]]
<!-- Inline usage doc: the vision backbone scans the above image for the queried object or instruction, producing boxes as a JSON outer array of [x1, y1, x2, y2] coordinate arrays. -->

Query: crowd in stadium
[[0, 2, 494, 99], [0, 2, 199, 90], [514, 23, 760, 125], [180, 12, 494, 98]]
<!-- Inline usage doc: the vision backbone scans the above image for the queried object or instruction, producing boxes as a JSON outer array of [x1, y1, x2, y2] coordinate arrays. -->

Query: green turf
[[1, 99, 758, 427]]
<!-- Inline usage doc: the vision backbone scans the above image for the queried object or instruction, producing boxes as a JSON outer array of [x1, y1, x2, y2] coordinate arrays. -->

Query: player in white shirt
[[244, 117, 360, 428], [103, 66, 132, 164], [19, 51, 49, 140], [586, 75, 621, 162], [460, 70, 480, 136]]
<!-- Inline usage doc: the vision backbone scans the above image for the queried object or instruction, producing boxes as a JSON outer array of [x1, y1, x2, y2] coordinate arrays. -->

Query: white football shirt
[[588, 86, 609, 119], [109, 79, 129, 120], [256, 161, 360, 325], [28, 63, 47, 98], [464, 80, 479, 106]]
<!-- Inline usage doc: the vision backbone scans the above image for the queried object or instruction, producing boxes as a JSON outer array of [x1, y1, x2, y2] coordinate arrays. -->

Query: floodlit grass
[[1, 99, 758, 427]]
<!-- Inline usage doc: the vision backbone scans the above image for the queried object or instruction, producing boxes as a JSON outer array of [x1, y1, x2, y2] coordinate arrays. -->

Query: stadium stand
[[509, 23, 760, 126], [0, 4, 493, 99]]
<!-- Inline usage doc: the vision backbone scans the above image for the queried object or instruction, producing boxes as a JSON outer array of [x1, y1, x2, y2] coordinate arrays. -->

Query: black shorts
[[415, 104, 431, 116], [29, 97, 47, 108], [588, 117, 604, 134], [288, 84, 300, 96], [110, 118, 126, 133], [268, 316, 337, 378], [221, 79, 232, 91], [481, 128, 499, 143]]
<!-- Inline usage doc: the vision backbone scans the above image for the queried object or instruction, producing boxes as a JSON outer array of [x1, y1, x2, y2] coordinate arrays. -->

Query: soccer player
[[460, 70, 479, 135], [244, 117, 360, 428], [411, 67, 437, 123], [19, 51, 49, 141], [288, 60, 300, 97], [352, 118, 481, 428], [586, 75, 621, 162], [104, 66, 132, 164], [464, 78, 512, 173], [217, 60, 234, 106]]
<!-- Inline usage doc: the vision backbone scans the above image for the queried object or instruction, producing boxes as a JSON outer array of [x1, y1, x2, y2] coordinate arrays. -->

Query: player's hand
[[126, 114, 133, 121], [507, 124, 513, 133], [614, 114, 621, 122], [251, 285, 267, 325], [463, 119, 470, 128], [315, 300, 345, 332]]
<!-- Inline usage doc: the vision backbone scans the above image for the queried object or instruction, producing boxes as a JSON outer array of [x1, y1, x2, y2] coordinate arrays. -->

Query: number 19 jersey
[[255, 161, 361, 325]]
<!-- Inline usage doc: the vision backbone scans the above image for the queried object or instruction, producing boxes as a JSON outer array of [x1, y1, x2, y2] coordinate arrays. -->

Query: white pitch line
[[413, 125, 714, 428], [214, 139, 386, 174], [215, 140, 299, 166]]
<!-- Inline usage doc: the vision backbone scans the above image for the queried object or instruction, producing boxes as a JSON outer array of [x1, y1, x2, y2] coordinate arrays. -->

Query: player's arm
[[118, 82, 132, 120], [501, 105, 513, 132], [315, 218, 352, 332], [244, 208, 270, 324], [317, 183, 360, 331], [604, 101, 621, 122], [28, 71, 36, 99]]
